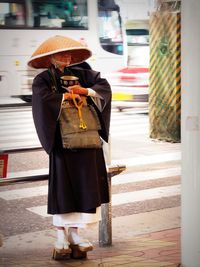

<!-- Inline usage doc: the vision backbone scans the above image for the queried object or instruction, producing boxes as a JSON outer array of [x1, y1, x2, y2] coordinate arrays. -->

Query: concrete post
[[181, 0, 200, 266]]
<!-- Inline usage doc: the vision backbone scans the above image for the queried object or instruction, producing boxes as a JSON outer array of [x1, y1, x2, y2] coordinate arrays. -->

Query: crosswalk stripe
[[111, 117, 148, 124], [0, 124, 35, 131], [0, 134, 39, 141], [1, 141, 40, 151], [111, 129, 148, 137], [0, 113, 32, 119], [111, 122, 148, 129], [110, 115, 148, 137], [112, 184, 180, 205], [112, 152, 181, 167], [26, 206, 51, 217], [112, 167, 180, 185], [0, 185, 48, 200], [111, 120, 148, 127], [7, 168, 48, 179], [0, 107, 31, 112], [26, 184, 180, 218], [0, 120, 34, 127], [111, 123, 148, 130]]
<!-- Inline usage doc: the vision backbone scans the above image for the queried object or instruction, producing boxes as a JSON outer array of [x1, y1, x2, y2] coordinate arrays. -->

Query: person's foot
[[68, 232, 93, 252], [55, 228, 72, 253], [54, 240, 72, 253]]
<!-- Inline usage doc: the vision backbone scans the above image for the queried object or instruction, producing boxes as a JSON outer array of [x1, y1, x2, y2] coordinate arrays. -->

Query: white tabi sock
[[68, 227, 92, 247], [68, 227, 80, 244], [55, 229, 69, 250]]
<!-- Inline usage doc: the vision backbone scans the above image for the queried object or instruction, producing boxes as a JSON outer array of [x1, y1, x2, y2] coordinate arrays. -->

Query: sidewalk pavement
[[0, 207, 181, 267]]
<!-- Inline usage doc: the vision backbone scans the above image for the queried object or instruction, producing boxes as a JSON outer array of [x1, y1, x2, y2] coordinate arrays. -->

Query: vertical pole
[[99, 134, 112, 246], [99, 173, 112, 247], [181, 0, 200, 266]]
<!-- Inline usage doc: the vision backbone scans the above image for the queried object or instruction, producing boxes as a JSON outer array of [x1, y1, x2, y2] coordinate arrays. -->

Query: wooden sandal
[[52, 241, 72, 260], [70, 240, 93, 259]]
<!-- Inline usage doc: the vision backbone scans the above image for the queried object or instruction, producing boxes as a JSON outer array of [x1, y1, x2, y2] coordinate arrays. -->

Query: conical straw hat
[[27, 35, 92, 69]]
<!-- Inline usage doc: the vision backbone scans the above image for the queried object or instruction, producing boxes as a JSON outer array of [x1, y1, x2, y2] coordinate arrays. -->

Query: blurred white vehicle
[[107, 66, 149, 111]]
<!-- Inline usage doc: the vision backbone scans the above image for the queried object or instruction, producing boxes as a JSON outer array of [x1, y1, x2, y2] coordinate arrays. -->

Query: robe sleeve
[[32, 71, 63, 154]]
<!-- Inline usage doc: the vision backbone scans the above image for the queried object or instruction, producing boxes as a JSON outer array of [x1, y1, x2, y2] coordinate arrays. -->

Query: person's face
[[51, 52, 72, 71]]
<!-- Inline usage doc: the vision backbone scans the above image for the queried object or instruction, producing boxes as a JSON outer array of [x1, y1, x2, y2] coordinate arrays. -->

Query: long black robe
[[32, 65, 112, 215]]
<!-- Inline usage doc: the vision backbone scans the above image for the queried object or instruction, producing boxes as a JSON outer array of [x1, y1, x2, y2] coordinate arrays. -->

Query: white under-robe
[[53, 206, 101, 228]]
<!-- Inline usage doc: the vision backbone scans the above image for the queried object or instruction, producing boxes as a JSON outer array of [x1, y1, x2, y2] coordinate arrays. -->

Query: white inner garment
[[53, 206, 101, 228]]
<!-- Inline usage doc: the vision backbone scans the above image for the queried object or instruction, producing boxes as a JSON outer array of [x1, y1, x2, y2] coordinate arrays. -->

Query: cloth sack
[[59, 95, 102, 149], [48, 68, 102, 149]]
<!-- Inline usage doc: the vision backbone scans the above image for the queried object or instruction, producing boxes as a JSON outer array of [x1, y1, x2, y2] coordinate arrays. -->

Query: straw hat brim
[[27, 36, 92, 69]]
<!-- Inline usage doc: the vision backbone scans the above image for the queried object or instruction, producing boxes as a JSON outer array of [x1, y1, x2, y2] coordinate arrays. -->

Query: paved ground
[[0, 216, 180, 266]]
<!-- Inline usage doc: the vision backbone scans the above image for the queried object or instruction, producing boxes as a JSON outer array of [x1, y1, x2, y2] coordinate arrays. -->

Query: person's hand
[[64, 92, 81, 102], [68, 85, 88, 96]]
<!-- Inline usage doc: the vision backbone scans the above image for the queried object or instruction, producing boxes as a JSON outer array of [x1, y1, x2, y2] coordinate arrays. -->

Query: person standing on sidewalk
[[27, 35, 111, 259]]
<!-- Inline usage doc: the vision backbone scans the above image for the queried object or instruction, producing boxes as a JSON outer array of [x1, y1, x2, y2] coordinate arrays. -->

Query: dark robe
[[32, 65, 112, 215]]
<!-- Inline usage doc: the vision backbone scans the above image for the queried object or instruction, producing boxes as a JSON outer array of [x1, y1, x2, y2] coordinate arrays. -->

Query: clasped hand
[[63, 85, 88, 102], [68, 85, 88, 96]]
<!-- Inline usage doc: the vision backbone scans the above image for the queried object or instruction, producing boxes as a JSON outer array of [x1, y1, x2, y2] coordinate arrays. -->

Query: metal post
[[98, 165, 126, 247], [99, 173, 112, 247]]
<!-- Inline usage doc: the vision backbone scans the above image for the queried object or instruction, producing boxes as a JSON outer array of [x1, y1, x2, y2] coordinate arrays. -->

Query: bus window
[[97, 0, 123, 55], [126, 29, 149, 45], [0, 0, 88, 29], [125, 21, 150, 67], [0, 1, 26, 27]]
